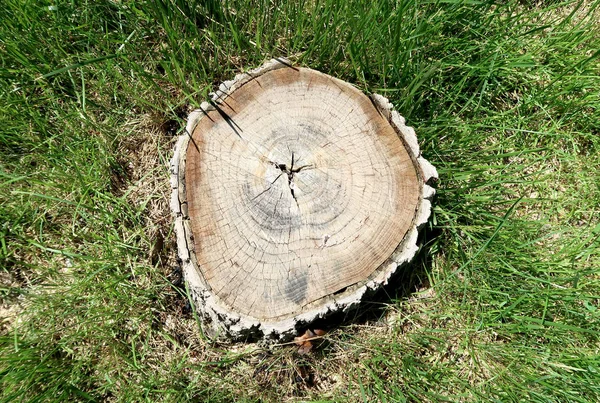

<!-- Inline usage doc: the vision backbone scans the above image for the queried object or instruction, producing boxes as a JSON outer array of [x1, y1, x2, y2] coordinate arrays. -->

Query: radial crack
[[273, 153, 303, 208], [252, 173, 283, 201]]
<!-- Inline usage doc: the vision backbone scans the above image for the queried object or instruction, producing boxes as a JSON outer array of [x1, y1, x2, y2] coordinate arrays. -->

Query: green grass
[[1, 0, 599, 401]]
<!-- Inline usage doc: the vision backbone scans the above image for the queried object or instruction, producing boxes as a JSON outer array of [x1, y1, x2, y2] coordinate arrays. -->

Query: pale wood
[[170, 59, 437, 339]]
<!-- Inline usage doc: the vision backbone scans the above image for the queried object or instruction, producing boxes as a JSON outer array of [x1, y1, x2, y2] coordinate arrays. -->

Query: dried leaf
[[297, 342, 313, 355], [293, 329, 326, 355], [313, 329, 326, 336]]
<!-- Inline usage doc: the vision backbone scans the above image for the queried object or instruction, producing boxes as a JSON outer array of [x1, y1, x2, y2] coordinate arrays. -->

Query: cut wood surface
[[171, 59, 437, 339]]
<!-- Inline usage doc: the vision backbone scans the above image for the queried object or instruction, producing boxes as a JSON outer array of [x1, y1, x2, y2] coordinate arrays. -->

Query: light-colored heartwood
[[171, 59, 437, 340]]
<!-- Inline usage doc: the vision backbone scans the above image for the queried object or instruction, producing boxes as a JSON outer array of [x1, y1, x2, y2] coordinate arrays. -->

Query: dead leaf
[[293, 329, 326, 355], [313, 329, 326, 336]]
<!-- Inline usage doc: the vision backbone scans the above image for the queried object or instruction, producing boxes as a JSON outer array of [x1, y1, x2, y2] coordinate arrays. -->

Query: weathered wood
[[170, 58, 437, 340]]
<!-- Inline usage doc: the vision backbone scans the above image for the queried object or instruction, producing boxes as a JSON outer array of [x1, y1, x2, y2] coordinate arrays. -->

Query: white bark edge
[[170, 58, 438, 341]]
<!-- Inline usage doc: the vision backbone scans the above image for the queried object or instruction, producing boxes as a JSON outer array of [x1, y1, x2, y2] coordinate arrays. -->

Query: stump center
[[273, 152, 312, 206]]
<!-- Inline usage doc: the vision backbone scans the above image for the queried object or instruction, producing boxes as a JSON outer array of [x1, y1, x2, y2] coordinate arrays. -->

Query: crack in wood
[[252, 173, 283, 201], [271, 152, 314, 209]]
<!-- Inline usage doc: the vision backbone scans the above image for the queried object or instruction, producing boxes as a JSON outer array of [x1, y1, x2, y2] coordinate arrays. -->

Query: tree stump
[[170, 58, 437, 340]]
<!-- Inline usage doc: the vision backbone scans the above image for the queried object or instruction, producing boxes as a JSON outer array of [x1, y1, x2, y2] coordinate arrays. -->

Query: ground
[[1, 0, 599, 402]]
